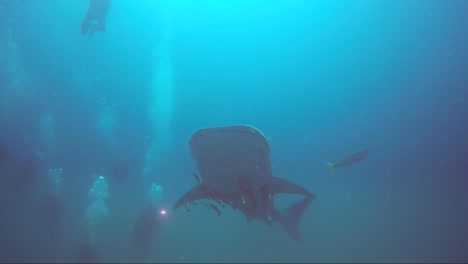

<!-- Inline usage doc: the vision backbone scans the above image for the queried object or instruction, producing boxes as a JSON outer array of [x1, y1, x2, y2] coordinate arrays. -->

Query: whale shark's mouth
[[189, 124, 273, 194]]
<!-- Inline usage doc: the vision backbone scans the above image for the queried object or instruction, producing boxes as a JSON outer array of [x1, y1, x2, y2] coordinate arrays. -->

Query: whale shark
[[174, 125, 315, 244]]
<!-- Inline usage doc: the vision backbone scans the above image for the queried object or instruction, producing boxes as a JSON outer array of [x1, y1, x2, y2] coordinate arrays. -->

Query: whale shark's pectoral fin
[[269, 176, 315, 198], [174, 184, 212, 211], [281, 194, 314, 244]]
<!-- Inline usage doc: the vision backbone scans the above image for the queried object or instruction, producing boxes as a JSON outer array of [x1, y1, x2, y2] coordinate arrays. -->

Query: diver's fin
[[325, 162, 336, 174], [174, 184, 212, 210], [281, 195, 314, 244], [269, 176, 314, 197]]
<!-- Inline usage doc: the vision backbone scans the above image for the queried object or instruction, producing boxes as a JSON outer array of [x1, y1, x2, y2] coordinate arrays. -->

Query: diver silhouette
[[81, 0, 112, 38]]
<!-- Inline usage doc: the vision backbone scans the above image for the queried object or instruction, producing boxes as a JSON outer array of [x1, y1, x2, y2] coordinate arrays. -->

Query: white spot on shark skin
[[241, 193, 246, 204]]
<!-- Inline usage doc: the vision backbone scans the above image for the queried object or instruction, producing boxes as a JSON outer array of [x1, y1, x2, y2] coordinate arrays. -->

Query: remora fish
[[325, 149, 369, 174], [174, 125, 315, 244]]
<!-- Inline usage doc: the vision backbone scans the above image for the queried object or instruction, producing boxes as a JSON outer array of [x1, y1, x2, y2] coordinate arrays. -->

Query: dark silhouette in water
[[325, 149, 370, 174], [76, 242, 100, 263], [174, 125, 315, 244], [81, 0, 112, 38], [40, 194, 63, 235], [0, 145, 7, 163], [130, 205, 166, 261], [108, 160, 129, 183], [12, 159, 37, 194], [94, 160, 129, 184]]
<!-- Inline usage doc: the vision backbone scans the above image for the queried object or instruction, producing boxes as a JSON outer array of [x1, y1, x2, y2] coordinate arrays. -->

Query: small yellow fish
[[325, 149, 370, 174]]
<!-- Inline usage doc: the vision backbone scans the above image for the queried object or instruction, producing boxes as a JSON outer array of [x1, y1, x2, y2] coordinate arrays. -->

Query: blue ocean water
[[0, 0, 467, 262]]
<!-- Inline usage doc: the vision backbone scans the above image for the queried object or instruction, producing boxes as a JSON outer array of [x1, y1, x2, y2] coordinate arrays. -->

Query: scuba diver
[[81, 0, 112, 38], [129, 205, 167, 262], [12, 159, 37, 195], [76, 241, 100, 263], [40, 194, 63, 234]]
